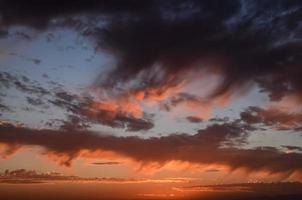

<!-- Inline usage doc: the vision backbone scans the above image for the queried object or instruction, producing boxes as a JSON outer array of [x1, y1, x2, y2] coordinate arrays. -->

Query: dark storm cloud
[[1, 121, 302, 176], [0, 0, 155, 30], [92, 0, 302, 102], [0, 0, 301, 102]]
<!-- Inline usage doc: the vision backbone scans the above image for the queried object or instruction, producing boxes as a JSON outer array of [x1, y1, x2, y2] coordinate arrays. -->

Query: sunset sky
[[0, 0, 302, 199]]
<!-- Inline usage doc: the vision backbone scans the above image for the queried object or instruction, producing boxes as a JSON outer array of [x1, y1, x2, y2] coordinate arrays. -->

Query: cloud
[[159, 93, 207, 112], [1, 121, 302, 179], [186, 116, 203, 123], [5, 52, 42, 65], [91, 161, 122, 165], [1, 1, 302, 183], [26, 97, 44, 106], [0, 1, 301, 105], [13, 31, 33, 40], [282, 145, 302, 152], [0, 30, 8, 38], [59, 115, 91, 131], [240, 106, 302, 130], [204, 169, 220, 173], [0, 168, 189, 184], [0, 169, 65, 183], [0, 103, 10, 113], [0, 71, 152, 132], [175, 182, 302, 196], [91, 0, 302, 104], [0, 0, 155, 29], [0, 72, 50, 96], [48, 91, 82, 113], [78, 98, 154, 131]]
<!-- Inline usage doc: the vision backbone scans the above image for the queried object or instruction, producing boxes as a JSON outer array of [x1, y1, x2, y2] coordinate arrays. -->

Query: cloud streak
[[0, 168, 189, 184], [0, 121, 302, 179], [240, 106, 302, 130]]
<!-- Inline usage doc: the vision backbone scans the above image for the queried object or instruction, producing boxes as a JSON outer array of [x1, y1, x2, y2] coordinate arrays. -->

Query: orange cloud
[[90, 98, 143, 119]]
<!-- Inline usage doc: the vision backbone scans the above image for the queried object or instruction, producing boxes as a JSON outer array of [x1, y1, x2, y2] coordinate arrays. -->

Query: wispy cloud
[[91, 161, 122, 165], [0, 169, 190, 184]]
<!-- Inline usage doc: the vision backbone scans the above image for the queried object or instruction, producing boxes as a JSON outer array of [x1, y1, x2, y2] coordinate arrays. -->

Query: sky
[[0, 0, 302, 199]]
